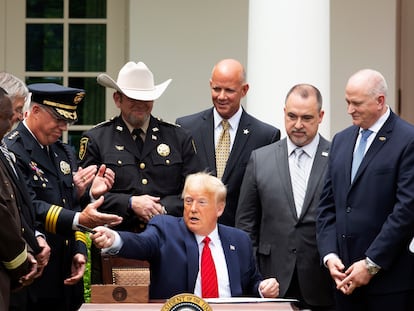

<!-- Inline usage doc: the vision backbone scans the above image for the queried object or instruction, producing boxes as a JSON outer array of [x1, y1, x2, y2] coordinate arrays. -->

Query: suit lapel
[[182, 221, 200, 292], [351, 112, 394, 185], [200, 110, 216, 171], [300, 136, 330, 217], [219, 227, 240, 296]]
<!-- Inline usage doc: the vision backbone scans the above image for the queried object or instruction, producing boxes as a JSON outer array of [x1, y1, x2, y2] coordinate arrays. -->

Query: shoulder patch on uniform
[[157, 117, 179, 127], [79, 137, 89, 160]]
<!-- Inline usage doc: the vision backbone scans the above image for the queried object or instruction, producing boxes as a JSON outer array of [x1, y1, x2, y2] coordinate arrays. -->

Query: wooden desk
[[80, 302, 298, 311]]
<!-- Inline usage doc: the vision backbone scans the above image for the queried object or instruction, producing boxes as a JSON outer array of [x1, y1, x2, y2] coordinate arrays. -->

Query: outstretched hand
[[79, 196, 122, 227]]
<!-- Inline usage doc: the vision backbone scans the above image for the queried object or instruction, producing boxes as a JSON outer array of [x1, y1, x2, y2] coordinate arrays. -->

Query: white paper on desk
[[409, 238, 414, 253], [204, 297, 298, 304]]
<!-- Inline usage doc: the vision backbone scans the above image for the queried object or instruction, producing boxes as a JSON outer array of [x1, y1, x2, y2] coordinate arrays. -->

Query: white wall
[[128, 0, 248, 123], [330, 0, 397, 137], [128, 0, 397, 138]]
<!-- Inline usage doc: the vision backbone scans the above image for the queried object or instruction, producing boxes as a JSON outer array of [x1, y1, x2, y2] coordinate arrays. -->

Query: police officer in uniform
[[6, 83, 122, 311], [0, 88, 37, 310], [78, 61, 202, 283]]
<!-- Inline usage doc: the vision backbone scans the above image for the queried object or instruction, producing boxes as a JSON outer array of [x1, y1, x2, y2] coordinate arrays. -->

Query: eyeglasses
[[40, 106, 74, 126]]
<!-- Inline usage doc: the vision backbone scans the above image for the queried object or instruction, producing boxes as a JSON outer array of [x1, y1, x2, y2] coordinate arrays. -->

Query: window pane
[[26, 24, 63, 71], [69, 24, 106, 72], [25, 77, 63, 85], [26, 0, 63, 18], [67, 130, 83, 156], [69, 0, 107, 18], [69, 77, 105, 125]]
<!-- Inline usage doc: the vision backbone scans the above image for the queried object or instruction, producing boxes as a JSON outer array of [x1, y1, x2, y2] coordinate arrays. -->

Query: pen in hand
[[77, 224, 97, 234]]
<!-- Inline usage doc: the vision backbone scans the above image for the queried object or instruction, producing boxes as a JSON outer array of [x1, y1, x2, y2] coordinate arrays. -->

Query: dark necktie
[[201, 236, 218, 298], [132, 128, 144, 153]]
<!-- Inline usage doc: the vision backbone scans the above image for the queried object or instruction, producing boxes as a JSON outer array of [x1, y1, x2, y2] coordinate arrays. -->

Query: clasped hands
[[327, 257, 373, 295], [129, 194, 167, 223]]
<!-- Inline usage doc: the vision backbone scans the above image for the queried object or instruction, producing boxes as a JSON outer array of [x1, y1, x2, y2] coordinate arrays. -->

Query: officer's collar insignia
[[115, 145, 125, 151], [152, 135, 158, 141], [116, 125, 123, 131], [60, 161, 71, 175], [7, 131, 19, 139], [243, 128, 249, 135], [379, 136, 386, 141], [322, 151, 329, 157], [152, 127, 159, 132], [157, 144, 170, 157]]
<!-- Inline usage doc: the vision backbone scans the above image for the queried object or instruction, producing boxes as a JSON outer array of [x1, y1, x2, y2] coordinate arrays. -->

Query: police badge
[[60, 160, 71, 175], [157, 143, 171, 157]]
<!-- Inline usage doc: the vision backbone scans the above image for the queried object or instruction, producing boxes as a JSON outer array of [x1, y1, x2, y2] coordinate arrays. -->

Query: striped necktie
[[291, 148, 307, 217], [201, 236, 218, 298]]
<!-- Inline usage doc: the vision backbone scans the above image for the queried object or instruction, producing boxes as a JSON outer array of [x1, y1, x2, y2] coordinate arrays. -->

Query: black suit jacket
[[176, 108, 280, 226]]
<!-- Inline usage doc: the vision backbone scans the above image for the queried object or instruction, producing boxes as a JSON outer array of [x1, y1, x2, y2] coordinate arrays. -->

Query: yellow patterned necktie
[[215, 120, 230, 179]]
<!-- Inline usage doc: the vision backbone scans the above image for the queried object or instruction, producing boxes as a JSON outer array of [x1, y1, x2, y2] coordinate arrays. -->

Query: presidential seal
[[112, 286, 127, 302], [161, 293, 212, 311], [157, 143, 170, 157]]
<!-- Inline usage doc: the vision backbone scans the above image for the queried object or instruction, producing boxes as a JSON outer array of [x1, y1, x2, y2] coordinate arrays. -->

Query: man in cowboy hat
[[6, 83, 122, 310], [78, 61, 201, 283]]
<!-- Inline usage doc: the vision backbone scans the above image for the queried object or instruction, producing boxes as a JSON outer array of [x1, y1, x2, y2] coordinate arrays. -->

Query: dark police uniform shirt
[[6, 122, 87, 309], [78, 115, 201, 231]]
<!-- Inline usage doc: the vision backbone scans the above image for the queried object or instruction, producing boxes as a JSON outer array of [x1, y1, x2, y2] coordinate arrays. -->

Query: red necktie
[[201, 236, 218, 298]]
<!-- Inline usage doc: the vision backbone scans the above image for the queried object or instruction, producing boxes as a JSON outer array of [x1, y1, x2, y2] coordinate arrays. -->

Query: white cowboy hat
[[97, 61, 172, 101]]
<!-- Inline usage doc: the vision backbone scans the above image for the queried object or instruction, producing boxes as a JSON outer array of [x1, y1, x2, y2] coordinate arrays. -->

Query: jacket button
[[142, 179, 148, 185], [139, 163, 145, 169], [346, 206, 351, 213]]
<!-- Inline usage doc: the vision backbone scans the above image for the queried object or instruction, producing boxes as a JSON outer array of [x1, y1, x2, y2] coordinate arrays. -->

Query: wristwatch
[[365, 257, 380, 275]]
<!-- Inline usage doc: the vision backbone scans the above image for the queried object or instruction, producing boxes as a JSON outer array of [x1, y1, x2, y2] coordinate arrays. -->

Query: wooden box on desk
[[91, 263, 150, 303], [91, 284, 149, 303]]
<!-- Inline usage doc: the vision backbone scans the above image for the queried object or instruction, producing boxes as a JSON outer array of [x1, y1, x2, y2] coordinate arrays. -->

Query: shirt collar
[[122, 116, 150, 135], [195, 226, 219, 246], [213, 106, 242, 131], [287, 134, 320, 158], [362, 106, 390, 134]]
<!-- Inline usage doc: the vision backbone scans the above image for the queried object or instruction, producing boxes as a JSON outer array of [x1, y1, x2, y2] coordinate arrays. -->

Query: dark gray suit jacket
[[236, 135, 334, 306], [176, 108, 280, 226]]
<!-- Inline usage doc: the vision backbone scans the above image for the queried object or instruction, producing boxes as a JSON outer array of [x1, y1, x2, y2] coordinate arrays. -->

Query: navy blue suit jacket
[[117, 215, 263, 299], [176, 108, 280, 226], [317, 111, 414, 294]]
